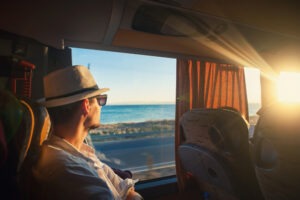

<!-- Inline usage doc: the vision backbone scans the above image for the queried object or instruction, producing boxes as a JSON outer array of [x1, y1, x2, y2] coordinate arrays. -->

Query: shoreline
[[90, 119, 175, 135], [90, 115, 259, 137]]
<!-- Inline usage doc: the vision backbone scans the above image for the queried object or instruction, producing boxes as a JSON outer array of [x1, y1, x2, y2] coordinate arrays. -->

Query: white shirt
[[32, 135, 139, 200]]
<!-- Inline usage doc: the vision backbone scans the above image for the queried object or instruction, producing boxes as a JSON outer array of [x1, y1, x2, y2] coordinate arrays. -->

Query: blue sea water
[[101, 104, 176, 124], [100, 103, 261, 124]]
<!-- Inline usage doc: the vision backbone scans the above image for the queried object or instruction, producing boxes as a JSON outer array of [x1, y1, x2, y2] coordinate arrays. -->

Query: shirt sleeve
[[102, 163, 139, 199], [34, 158, 115, 200]]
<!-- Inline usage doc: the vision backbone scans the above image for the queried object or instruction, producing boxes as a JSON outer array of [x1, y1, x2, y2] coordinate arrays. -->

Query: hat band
[[46, 85, 99, 101]]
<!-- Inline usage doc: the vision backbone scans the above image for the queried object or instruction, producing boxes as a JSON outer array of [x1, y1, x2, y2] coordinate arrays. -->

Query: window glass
[[277, 72, 300, 103], [72, 48, 176, 181], [244, 67, 261, 136]]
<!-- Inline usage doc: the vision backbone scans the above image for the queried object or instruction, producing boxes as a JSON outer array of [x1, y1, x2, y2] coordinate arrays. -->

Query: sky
[[72, 48, 261, 104], [72, 48, 177, 105], [244, 67, 261, 103]]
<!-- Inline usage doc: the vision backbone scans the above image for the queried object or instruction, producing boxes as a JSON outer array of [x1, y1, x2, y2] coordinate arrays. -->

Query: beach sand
[[89, 119, 175, 135]]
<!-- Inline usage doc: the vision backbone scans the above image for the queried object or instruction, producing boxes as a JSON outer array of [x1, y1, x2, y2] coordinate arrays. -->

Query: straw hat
[[40, 65, 109, 107]]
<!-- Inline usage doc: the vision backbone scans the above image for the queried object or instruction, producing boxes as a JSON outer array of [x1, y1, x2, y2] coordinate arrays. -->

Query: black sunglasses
[[95, 94, 107, 106]]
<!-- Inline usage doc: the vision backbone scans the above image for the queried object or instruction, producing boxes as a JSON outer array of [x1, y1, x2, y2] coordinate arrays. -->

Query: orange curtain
[[175, 58, 248, 190]]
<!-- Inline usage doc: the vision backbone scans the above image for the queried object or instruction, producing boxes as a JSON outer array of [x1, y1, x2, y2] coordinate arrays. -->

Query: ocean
[[101, 104, 175, 124], [100, 103, 261, 124]]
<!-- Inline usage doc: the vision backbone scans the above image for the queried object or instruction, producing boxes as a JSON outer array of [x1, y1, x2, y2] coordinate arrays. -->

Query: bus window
[[277, 72, 300, 103], [244, 67, 261, 137], [72, 48, 176, 181]]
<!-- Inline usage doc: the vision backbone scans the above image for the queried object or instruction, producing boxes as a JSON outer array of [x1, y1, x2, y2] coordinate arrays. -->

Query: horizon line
[[105, 102, 261, 106], [107, 103, 175, 106]]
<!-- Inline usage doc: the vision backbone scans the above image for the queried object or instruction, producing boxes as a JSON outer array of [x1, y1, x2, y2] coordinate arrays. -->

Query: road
[[93, 136, 175, 172]]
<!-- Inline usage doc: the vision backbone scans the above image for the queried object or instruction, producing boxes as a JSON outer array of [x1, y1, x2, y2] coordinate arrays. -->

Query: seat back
[[0, 89, 24, 199], [18, 98, 51, 168], [0, 120, 7, 167], [17, 98, 51, 198], [0, 90, 51, 199], [178, 108, 264, 200], [251, 103, 300, 200]]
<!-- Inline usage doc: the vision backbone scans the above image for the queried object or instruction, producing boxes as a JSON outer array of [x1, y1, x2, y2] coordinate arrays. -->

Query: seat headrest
[[0, 90, 23, 142], [0, 90, 23, 166], [180, 108, 249, 153], [17, 98, 51, 172]]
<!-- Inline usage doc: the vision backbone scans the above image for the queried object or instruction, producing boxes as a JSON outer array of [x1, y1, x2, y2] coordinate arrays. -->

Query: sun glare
[[277, 72, 300, 103]]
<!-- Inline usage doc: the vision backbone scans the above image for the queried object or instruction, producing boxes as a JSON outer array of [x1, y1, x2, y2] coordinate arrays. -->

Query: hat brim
[[39, 88, 109, 107]]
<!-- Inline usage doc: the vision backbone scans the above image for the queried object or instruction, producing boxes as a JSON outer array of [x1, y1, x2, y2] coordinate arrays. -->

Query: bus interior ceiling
[[0, 0, 300, 74], [1, 0, 300, 199]]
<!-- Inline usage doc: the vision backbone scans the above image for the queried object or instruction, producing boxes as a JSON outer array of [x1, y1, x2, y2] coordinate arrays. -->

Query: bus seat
[[17, 97, 51, 172], [251, 103, 300, 200], [0, 120, 7, 167], [178, 108, 264, 200], [0, 90, 51, 198], [0, 89, 24, 198], [16, 97, 51, 198]]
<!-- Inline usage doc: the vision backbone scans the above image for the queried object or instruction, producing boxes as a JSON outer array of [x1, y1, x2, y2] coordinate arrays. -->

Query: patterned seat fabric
[[251, 103, 300, 200], [179, 108, 264, 200]]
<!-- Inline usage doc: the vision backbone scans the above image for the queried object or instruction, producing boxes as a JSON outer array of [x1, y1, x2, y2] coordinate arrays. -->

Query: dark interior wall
[[47, 47, 72, 74], [0, 30, 72, 100]]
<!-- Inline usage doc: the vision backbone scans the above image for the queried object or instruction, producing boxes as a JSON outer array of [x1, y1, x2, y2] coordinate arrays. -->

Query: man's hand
[[126, 187, 143, 200]]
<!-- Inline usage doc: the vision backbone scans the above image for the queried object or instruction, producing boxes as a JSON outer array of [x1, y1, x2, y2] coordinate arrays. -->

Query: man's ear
[[81, 99, 90, 115]]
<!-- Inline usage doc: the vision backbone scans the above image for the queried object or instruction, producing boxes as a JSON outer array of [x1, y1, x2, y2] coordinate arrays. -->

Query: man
[[33, 65, 143, 199]]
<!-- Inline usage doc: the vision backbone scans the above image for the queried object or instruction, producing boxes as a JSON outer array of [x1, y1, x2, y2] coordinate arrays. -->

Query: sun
[[277, 72, 300, 103]]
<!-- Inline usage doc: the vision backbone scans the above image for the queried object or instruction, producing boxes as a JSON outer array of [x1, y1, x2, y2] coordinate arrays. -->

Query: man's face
[[85, 97, 101, 129]]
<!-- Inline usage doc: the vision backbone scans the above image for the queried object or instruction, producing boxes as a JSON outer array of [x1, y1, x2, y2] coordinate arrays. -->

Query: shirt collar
[[44, 134, 95, 160]]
